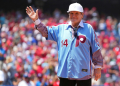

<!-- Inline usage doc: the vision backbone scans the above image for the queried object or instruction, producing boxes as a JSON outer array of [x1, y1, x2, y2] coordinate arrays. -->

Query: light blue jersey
[[46, 20, 100, 79]]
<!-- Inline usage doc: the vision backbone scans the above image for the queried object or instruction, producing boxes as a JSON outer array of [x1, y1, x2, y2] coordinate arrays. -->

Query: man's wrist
[[95, 68, 101, 70], [94, 65, 102, 69], [34, 18, 41, 25]]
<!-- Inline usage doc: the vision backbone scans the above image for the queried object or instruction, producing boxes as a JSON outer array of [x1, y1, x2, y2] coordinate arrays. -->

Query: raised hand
[[26, 6, 38, 21]]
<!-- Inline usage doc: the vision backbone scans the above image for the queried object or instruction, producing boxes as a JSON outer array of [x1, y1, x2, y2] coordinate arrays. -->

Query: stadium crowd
[[0, 6, 120, 86]]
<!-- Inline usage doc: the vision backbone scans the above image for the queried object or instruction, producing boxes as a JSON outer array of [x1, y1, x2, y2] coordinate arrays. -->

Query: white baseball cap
[[67, 3, 83, 13], [0, 70, 4, 81]]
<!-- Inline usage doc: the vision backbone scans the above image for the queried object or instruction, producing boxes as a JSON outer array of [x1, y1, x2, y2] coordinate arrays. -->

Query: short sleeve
[[46, 26, 59, 42]]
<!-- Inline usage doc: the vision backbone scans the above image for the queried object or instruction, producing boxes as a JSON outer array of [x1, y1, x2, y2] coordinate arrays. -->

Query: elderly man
[[26, 2, 103, 86]]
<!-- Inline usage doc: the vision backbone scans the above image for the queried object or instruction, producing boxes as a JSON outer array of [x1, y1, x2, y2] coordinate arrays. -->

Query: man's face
[[69, 11, 83, 25]]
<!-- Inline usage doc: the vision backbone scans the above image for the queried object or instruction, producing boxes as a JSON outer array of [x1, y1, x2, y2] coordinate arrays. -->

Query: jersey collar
[[68, 20, 84, 28]]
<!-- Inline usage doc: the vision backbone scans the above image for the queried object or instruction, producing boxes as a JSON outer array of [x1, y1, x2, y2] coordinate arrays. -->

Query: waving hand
[[26, 6, 38, 21]]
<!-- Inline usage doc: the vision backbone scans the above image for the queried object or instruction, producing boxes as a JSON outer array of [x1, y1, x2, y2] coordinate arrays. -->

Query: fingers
[[94, 68, 101, 81], [36, 9, 39, 17], [26, 8, 29, 14], [26, 7, 30, 14], [26, 6, 34, 14], [94, 74, 101, 81], [30, 6, 34, 12]]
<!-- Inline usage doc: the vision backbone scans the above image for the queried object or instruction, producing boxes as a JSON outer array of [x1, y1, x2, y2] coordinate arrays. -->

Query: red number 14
[[61, 39, 68, 47]]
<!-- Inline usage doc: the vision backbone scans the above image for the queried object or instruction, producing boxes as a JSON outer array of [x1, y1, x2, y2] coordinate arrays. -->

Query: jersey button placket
[[68, 43, 73, 78], [68, 56, 72, 78]]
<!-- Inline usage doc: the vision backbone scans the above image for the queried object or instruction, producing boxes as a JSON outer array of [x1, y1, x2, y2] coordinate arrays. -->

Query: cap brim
[[67, 11, 69, 13], [67, 10, 83, 13]]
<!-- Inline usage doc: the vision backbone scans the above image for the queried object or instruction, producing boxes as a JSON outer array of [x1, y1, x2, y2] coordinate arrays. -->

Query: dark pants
[[59, 78, 91, 86]]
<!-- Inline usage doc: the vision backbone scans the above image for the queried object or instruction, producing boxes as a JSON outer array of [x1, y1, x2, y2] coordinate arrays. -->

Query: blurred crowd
[[0, 6, 120, 86]]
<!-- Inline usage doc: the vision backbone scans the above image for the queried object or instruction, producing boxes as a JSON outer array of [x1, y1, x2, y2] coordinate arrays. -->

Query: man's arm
[[26, 6, 48, 38], [92, 49, 103, 81], [90, 26, 103, 81], [92, 49, 103, 67], [34, 19, 48, 37]]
